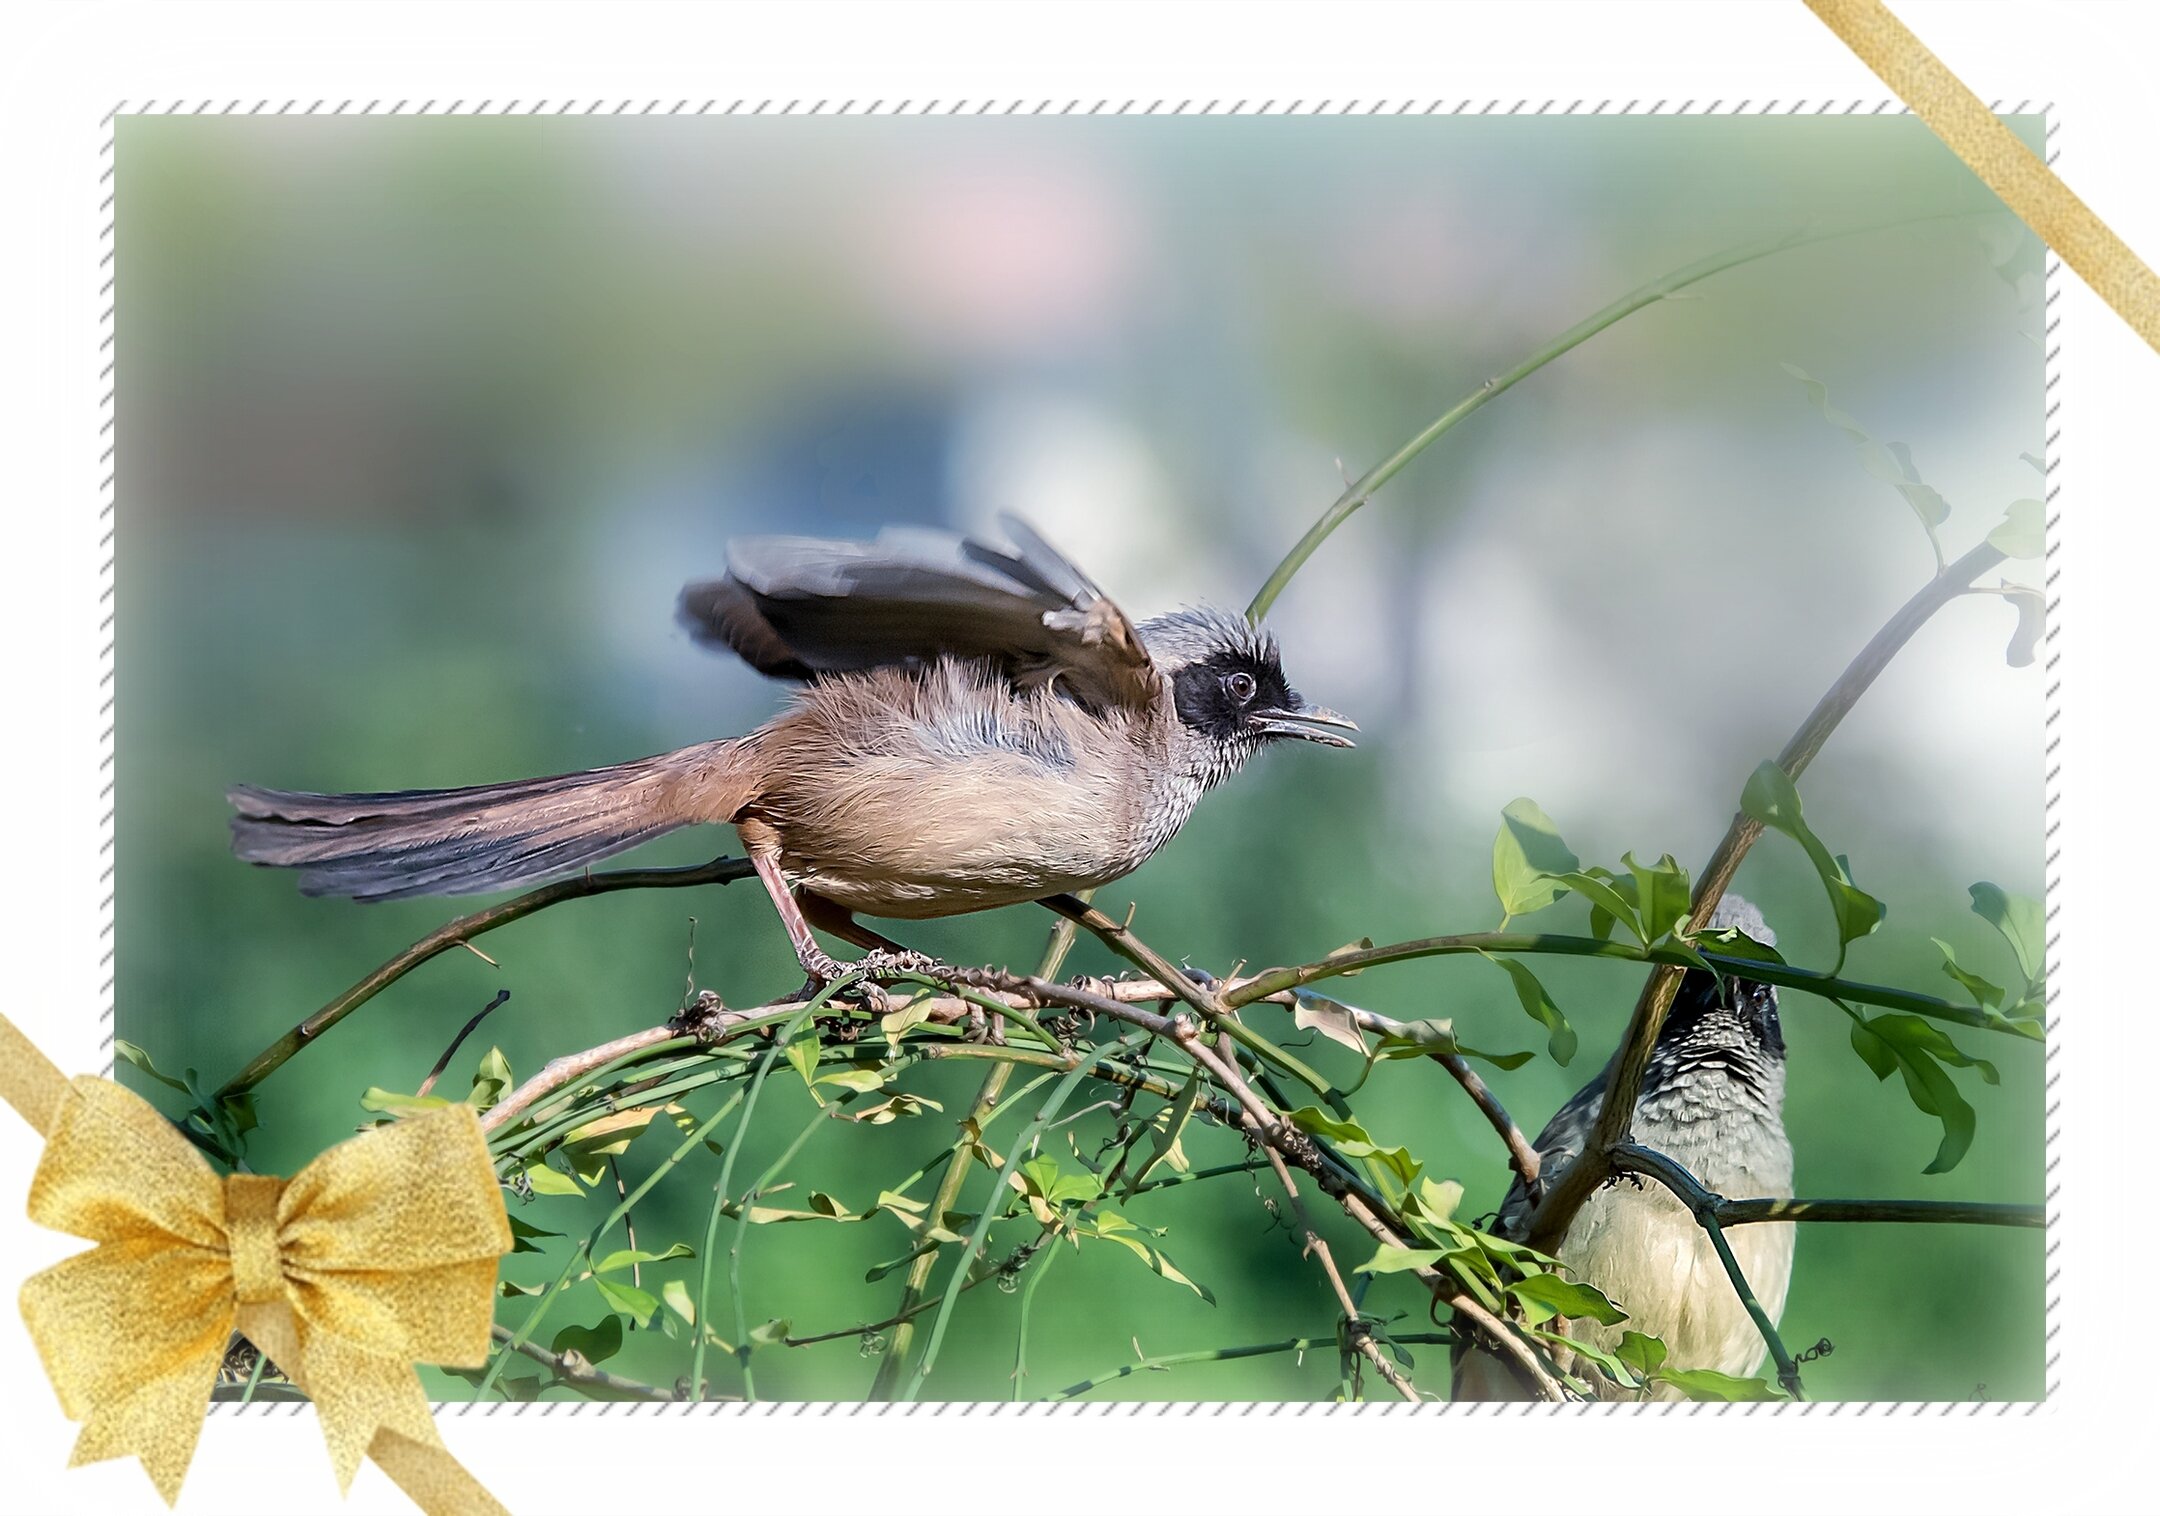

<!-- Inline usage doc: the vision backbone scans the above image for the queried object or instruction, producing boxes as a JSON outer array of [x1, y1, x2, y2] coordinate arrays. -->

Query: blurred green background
[[117, 114, 2044, 1401]]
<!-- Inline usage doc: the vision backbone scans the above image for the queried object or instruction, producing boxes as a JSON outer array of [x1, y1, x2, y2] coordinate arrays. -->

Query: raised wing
[[679, 514, 1158, 713]]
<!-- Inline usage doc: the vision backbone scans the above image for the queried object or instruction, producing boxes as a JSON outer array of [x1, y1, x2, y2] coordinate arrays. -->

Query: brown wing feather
[[677, 514, 1158, 714]]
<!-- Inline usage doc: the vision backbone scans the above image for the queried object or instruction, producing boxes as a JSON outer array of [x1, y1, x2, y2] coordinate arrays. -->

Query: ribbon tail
[[252, 1307, 499, 1513], [65, 1371, 215, 1508], [367, 1426, 512, 1516], [22, 1245, 235, 1508]]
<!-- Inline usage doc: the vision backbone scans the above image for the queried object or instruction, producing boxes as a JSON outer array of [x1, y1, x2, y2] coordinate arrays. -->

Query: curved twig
[[217, 853, 754, 1100], [1525, 540, 2007, 1255], [1609, 1143, 1805, 1398], [1245, 208, 2004, 621], [486, 1325, 686, 1402], [1437, 1053, 1540, 1191]]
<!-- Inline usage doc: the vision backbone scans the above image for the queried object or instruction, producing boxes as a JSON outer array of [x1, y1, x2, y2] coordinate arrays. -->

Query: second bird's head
[[1140, 606, 1357, 784]]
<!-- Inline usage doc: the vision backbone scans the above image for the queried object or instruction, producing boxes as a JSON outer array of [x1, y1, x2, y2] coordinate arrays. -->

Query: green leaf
[[814, 1066, 888, 1094], [1542, 870, 1645, 945], [1656, 1365, 1786, 1401], [1615, 1329, 1668, 1379], [1932, 938, 2005, 1010], [843, 1092, 944, 1125], [1987, 498, 2044, 559], [1123, 1067, 1205, 1196], [1506, 1273, 1628, 1327], [358, 1087, 452, 1115], [550, 1316, 623, 1367], [746, 1318, 792, 1350], [1969, 882, 2045, 984], [1848, 1018, 1898, 1082], [661, 1279, 698, 1327], [1409, 1178, 1465, 1229], [505, 1215, 561, 1256], [1082, 1212, 1215, 1302], [1875, 1013, 1998, 1085], [1292, 993, 1370, 1054], [1623, 852, 1693, 945], [878, 993, 938, 1052], [594, 1243, 696, 1274], [114, 1039, 193, 1094], [560, 1107, 668, 1187], [1492, 798, 1581, 918], [1624, 855, 1693, 950], [1782, 362, 1949, 555], [1694, 925, 1786, 968], [1370, 1016, 1535, 1070], [1525, 1326, 1641, 1392], [1355, 1243, 1444, 1276], [1484, 954, 1577, 1066], [1991, 585, 2044, 667], [1284, 1107, 1422, 1193], [1320, 936, 1376, 977], [1740, 762, 1885, 953], [592, 1276, 661, 1327], [1014, 1156, 1103, 1212], [467, 1046, 513, 1113], [520, 1161, 584, 1197], [785, 1029, 824, 1103], [1849, 1013, 1986, 1173]]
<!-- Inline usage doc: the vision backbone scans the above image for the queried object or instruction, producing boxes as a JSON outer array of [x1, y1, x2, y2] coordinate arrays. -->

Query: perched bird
[[1453, 895, 1795, 1400], [229, 516, 1355, 985]]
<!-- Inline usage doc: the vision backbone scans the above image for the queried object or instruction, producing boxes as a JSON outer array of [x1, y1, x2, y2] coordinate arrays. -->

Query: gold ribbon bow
[[3, 1012, 510, 1512]]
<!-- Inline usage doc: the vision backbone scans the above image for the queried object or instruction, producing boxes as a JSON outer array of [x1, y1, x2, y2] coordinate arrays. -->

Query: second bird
[[229, 516, 1356, 984]]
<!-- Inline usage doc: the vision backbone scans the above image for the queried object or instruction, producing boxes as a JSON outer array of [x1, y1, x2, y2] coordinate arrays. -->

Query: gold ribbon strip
[[2, 1010, 511, 1512], [1808, 0, 2160, 352]]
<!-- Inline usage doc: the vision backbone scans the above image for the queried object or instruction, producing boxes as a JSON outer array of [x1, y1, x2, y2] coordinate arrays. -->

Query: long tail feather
[[229, 741, 747, 901]]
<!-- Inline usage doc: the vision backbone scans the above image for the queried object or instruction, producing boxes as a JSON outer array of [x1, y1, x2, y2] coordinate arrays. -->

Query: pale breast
[[743, 661, 1189, 919], [1558, 1098, 1796, 1394]]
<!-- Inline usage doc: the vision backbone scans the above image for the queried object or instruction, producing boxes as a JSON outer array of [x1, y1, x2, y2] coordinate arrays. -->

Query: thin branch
[[1010, 1234, 1062, 1401], [1056, 1335, 1328, 1399], [1229, 930, 2036, 1036], [1608, 1143, 1805, 1398], [871, 901, 1090, 1399], [1525, 539, 2009, 1256], [481, 1025, 695, 1134], [414, 989, 513, 1099], [216, 853, 754, 1100], [1055, 1333, 1458, 1400], [479, 1083, 749, 1399], [697, 994, 839, 1403], [482, 970, 1240, 1146], [1039, 893, 1334, 1095], [1255, 1137, 1420, 1402], [1161, 1003, 1567, 1400], [1436, 1051, 1540, 1192], [898, 1036, 1139, 1401], [486, 1324, 684, 1402], [1690, 1194, 2041, 1228]]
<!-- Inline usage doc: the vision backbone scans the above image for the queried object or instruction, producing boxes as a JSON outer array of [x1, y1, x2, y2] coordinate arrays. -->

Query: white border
[[3, 4, 2151, 1512]]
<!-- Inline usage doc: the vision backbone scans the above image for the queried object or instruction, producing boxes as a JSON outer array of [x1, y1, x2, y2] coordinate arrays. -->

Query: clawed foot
[[673, 989, 736, 1044], [855, 947, 951, 979], [790, 948, 954, 1014]]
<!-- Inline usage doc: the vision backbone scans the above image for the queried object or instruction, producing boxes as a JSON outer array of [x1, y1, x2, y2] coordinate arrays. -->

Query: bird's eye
[[1224, 670, 1257, 704]]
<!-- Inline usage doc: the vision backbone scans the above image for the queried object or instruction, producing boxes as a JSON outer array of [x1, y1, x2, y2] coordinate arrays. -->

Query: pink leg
[[750, 847, 849, 984]]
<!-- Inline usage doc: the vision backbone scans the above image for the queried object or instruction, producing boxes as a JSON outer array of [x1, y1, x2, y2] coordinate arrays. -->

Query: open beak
[[1253, 705, 1359, 749]]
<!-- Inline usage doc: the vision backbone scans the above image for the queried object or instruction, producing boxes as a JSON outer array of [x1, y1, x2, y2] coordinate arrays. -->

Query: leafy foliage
[[1739, 762, 1886, 962], [1781, 362, 1950, 565]]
